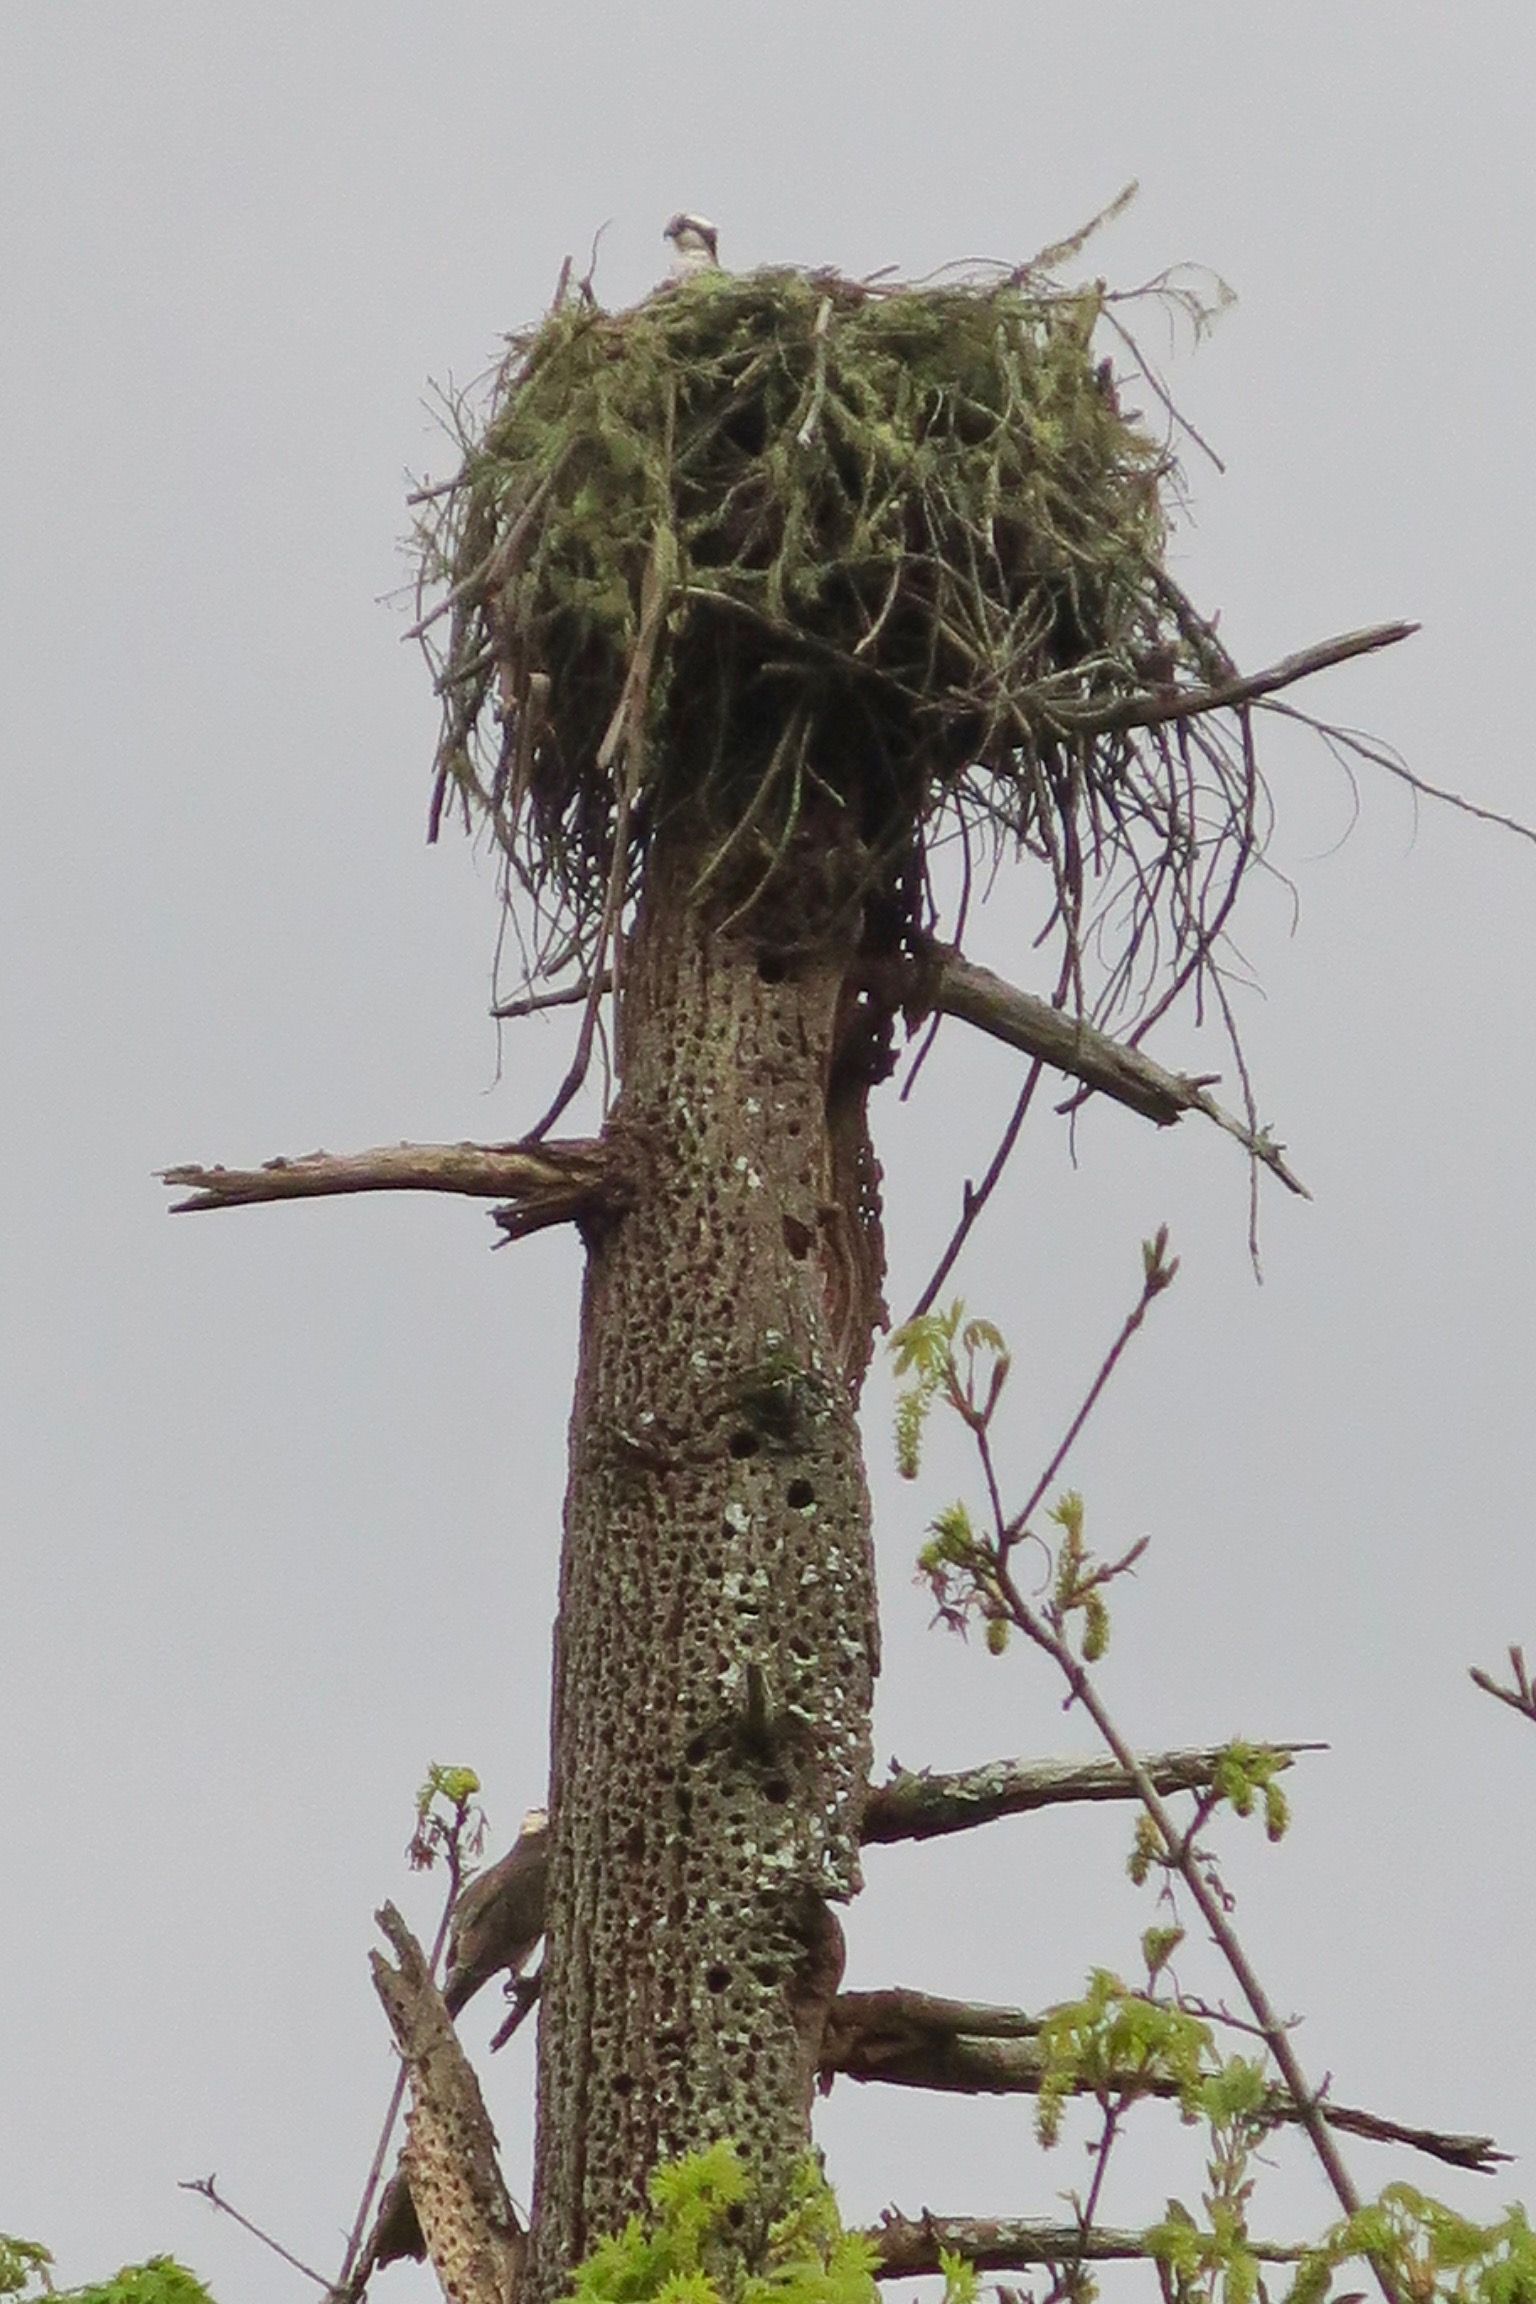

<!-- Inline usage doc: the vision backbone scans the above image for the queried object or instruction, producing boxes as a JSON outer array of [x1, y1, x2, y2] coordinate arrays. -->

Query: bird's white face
[[663, 212, 719, 275]]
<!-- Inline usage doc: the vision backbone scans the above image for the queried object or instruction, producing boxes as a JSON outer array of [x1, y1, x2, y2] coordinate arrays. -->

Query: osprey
[[663, 211, 720, 279]]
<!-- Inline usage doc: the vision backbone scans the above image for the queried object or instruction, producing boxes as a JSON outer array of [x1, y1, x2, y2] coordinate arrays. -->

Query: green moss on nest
[[416, 263, 1255, 997]]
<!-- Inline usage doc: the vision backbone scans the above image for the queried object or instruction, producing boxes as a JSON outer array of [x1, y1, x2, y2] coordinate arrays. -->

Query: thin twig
[[1042, 622, 1417, 739], [178, 2175, 331, 2290], [907, 1058, 1046, 1323], [1001, 1237, 1178, 1549], [492, 975, 608, 1021], [1268, 700, 1536, 850], [1470, 1644, 1536, 1723]]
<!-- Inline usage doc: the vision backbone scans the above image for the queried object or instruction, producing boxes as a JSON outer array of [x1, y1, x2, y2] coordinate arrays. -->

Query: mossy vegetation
[[414, 245, 1257, 1024]]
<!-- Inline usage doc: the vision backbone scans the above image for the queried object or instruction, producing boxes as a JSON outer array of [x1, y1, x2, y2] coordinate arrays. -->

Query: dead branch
[[866, 2210, 1303, 2277], [822, 1989, 1505, 2173], [862, 1743, 1321, 1845], [159, 1136, 615, 1234], [492, 978, 605, 1021], [487, 949, 1304, 1193], [1043, 621, 1417, 739], [1470, 1644, 1536, 1725], [370, 1902, 524, 2304], [928, 951, 1308, 1195]]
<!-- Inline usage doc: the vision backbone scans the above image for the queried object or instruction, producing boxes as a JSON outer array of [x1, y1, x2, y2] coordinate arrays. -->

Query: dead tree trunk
[[529, 808, 887, 2296]]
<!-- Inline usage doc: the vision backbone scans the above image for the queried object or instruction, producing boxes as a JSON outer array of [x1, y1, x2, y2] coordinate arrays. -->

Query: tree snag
[[530, 805, 885, 2290]]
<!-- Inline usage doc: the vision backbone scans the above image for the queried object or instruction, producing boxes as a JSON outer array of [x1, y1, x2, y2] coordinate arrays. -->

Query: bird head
[[663, 211, 720, 275]]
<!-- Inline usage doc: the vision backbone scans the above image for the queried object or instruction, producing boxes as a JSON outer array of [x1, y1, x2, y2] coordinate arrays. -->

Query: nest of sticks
[[412, 237, 1265, 1025]]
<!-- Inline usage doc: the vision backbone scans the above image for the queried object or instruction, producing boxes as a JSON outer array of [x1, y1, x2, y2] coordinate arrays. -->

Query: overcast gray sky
[[3, 7, 1534, 2299]]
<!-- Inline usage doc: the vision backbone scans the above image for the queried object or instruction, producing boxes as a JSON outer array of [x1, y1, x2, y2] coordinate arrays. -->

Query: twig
[[993, 1544, 1391, 2284], [1042, 622, 1417, 740], [867, 2210, 1303, 2279], [1470, 1644, 1536, 1724], [520, 509, 676, 1145], [1267, 701, 1536, 850], [407, 473, 470, 506], [404, 461, 566, 641], [491, 976, 607, 1021], [911, 1242, 1404, 2300], [178, 2175, 331, 2289], [907, 1059, 1047, 1325], [1001, 1234, 1178, 1550]]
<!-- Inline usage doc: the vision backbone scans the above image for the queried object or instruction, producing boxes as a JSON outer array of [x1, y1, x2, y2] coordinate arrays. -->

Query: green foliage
[[891, 1301, 1005, 1480], [1141, 1924, 1185, 1982], [563, 2147, 881, 2304], [419, 1761, 482, 1811], [0, 2246, 214, 2304], [1296, 2189, 1536, 2304], [66, 2264, 214, 2304], [888, 1281, 1533, 2304], [937, 2249, 981, 2304], [1210, 1741, 1290, 1842], [1048, 1490, 1110, 1660], [1144, 2199, 1261, 2304], [914, 1497, 1010, 1650], [1035, 1970, 1215, 2148], [0, 2238, 52, 2300], [409, 1758, 487, 1872]]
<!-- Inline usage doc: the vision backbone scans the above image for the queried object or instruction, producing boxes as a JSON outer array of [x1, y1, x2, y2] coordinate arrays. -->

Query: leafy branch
[[890, 1239, 1407, 2304]]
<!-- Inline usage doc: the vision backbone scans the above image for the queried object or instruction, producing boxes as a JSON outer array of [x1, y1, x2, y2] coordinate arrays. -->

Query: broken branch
[[160, 1136, 615, 1230], [930, 950, 1309, 1195], [862, 1743, 1322, 1844], [370, 1902, 524, 2304], [823, 1988, 1505, 2173], [867, 2211, 1302, 2278]]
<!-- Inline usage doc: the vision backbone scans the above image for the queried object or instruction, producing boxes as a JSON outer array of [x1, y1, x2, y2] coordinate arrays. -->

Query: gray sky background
[[3, 7, 1533, 2298]]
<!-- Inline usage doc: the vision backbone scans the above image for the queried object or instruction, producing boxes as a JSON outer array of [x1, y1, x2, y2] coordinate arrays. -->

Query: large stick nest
[[415, 255, 1259, 1020]]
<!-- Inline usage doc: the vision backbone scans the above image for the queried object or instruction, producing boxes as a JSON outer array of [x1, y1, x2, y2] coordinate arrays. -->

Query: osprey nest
[[414, 258, 1262, 1016]]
